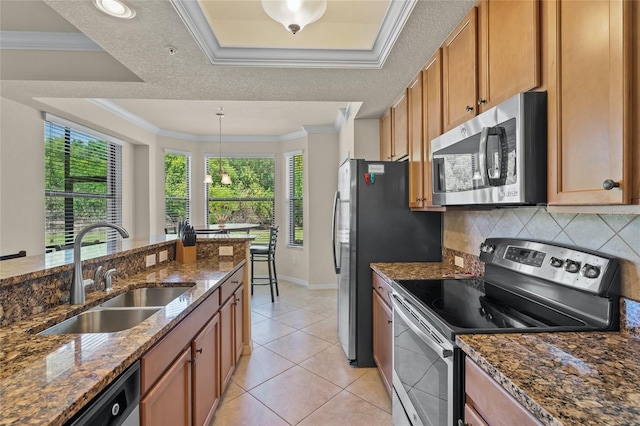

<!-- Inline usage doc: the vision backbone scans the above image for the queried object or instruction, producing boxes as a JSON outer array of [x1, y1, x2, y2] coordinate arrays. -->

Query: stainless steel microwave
[[431, 92, 547, 206]]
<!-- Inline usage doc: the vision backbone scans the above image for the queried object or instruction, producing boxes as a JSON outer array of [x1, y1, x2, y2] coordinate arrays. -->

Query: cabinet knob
[[465, 105, 474, 112], [603, 179, 620, 190], [196, 348, 203, 354], [477, 98, 487, 105], [387, 156, 392, 160], [458, 420, 469, 426], [387, 320, 393, 324]]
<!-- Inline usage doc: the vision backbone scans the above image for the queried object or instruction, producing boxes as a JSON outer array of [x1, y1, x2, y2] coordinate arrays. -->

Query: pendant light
[[204, 107, 231, 185], [261, 0, 327, 34]]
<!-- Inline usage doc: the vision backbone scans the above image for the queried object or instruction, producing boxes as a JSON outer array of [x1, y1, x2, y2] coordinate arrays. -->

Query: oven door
[[391, 294, 455, 426]]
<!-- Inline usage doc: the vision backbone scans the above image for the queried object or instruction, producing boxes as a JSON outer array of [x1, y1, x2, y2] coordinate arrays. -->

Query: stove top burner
[[394, 278, 592, 340]]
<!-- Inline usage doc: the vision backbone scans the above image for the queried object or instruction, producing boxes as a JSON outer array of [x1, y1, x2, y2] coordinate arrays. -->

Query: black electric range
[[391, 238, 620, 426]]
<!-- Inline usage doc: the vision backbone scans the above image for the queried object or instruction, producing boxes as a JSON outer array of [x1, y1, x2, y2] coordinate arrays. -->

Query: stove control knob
[[480, 243, 495, 253], [564, 259, 581, 273], [549, 257, 564, 268], [581, 264, 601, 279]]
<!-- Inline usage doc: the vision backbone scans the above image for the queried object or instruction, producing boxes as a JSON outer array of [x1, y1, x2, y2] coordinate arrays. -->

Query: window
[[164, 151, 190, 232], [44, 116, 122, 251], [205, 156, 275, 237], [286, 151, 303, 246]]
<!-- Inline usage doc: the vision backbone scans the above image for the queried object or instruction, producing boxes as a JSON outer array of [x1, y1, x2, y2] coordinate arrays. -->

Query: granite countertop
[[457, 327, 640, 426], [374, 263, 640, 425], [0, 257, 245, 426]]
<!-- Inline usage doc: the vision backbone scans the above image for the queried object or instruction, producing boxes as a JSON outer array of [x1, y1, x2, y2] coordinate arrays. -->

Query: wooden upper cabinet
[[422, 50, 444, 209], [380, 109, 392, 161], [392, 91, 409, 160], [478, 0, 540, 112], [408, 74, 424, 208], [547, 0, 633, 205], [443, 6, 478, 131]]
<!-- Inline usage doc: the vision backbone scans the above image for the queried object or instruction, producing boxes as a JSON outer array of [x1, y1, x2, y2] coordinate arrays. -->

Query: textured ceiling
[[0, 0, 475, 139]]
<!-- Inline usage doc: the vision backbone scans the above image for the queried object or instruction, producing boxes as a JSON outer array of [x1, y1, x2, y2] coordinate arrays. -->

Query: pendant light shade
[[216, 107, 232, 185], [261, 0, 327, 34]]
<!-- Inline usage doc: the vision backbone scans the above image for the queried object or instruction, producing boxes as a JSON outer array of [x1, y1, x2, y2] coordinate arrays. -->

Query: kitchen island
[[0, 234, 253, 426]]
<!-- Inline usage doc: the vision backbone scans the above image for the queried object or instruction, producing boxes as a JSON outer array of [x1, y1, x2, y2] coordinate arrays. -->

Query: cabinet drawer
[[220, 267, 244, 304], [464, 403, 488, 426], [141, 288, 220, 395], [372, 272, 393, 307], [465, 357, 542, 426]]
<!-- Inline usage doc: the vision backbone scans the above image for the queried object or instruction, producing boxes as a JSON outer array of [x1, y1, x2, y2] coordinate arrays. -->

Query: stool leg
[[250, 254, 255, 296], [267, 256, 274, 302], [271, 254, 279, 296]]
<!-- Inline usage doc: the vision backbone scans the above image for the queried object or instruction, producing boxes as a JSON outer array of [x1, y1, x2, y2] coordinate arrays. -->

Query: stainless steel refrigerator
[[332, 159, 443, 367]]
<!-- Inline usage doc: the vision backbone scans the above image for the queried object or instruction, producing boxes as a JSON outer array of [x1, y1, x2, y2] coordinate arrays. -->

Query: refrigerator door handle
[[332, 190, 340, 273]]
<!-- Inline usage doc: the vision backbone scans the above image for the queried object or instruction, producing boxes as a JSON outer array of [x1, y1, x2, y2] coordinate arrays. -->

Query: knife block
[[176, 240, 196, 264]]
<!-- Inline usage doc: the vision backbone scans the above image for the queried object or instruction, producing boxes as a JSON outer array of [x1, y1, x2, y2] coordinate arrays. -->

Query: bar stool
[[250, 226, 279, 302]]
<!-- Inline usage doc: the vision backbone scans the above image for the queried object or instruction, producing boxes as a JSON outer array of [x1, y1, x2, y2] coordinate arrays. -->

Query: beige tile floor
[[211, 280, 392, 425]]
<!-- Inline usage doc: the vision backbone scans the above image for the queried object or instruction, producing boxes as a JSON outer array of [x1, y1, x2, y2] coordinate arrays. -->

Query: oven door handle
[[391, 294, 453, 359]]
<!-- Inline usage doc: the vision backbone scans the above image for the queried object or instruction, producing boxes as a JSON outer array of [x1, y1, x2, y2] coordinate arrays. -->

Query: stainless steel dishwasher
[[64, 361, 140, 426]]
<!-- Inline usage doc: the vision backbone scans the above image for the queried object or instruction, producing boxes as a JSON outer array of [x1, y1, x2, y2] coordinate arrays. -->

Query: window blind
[[205, 156, 275, 239], [164, 152, 190, 231], [286, 152, 303, 246], [44, 120, 122, 251]]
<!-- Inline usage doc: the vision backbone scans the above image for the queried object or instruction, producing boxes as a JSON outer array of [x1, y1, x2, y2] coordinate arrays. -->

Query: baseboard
[[278, 275, 337, 290]]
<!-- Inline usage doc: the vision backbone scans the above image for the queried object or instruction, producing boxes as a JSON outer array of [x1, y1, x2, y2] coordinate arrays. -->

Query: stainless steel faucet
[[71, 222, 129, 305]]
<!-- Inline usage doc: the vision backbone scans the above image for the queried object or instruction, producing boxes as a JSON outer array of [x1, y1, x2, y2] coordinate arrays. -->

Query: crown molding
[[170, 0, 417, 69], [89, 98, 341, 142], [0, 31, 102, 51]]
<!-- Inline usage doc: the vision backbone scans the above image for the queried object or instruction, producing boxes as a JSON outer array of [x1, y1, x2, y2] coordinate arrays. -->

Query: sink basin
[[39, 308, 160, 335], [99, 286, 194, 308]]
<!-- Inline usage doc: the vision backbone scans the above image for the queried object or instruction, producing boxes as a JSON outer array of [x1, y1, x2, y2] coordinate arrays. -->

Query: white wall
[[0, 97, 45, 256], [354, 118, 380, 161]]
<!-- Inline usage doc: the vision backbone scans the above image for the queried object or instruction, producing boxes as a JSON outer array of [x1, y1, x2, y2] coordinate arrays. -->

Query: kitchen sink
[[98, 285, 194, 308], [39, 307, 160, 335]]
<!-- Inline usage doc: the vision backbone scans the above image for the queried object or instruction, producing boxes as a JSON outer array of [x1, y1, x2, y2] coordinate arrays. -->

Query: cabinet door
[[233, 286, 244, 362], [443, 7, 478, 131], [392, 91, 409, 160], [547, 0, 632, 205], [422, 50, 444, 209], [408, 74, 424, 208], [380, 109, 392, 161], [140, 348, 192, 426], [372, 290, 392, 396], [192, 313, 220, 426], [478, 0, 540, 111], [220, 297, 235, 390]]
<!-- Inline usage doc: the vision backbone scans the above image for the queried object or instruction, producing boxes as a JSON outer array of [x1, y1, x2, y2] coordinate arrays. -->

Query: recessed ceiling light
[[94, 0, 136, 19]]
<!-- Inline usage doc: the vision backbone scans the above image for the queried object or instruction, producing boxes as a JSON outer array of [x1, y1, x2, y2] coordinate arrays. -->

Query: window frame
[[285, 150, 303, 247], [164, 149, 191, 231], [44, 114, 122, 252]]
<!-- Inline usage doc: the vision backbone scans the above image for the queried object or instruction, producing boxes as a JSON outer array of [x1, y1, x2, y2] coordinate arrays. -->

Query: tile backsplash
[[444, 208, 640, 300]]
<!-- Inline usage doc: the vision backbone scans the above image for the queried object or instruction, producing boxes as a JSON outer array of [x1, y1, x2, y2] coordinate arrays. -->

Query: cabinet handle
[[387, 320, 393, 324], [465, 105, 474, 112], [477, 98, 487, 106], [196, 348, 203, 354], [603, 179, 620, 190], [458, 420, 469, 426], [231, 280, 239, 284], [387, 156, 392, 160]]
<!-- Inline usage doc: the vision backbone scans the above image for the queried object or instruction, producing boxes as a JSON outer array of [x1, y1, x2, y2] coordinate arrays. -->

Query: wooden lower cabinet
[[220, 296, 234, 390], [140, 348, 192, 426], [464, 357, 542, 426], [372, 272, 393, 396], [192, 313, 220, 426], [233, 286, 244, 363], [139, 265, 246, 426]]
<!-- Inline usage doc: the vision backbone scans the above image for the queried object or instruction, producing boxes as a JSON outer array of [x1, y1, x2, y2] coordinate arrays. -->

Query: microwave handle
[[478, 127, 490, 187]]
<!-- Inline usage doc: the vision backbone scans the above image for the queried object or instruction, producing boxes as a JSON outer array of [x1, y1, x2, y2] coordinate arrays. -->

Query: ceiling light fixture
[[205, 107, 232, 185], [94, 0, 136, 19], [261, 0, 327, 34]]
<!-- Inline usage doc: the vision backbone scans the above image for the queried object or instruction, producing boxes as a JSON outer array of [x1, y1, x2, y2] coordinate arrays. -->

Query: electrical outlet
[[159, 250, 168, 262], [454, 256, 464, 268], [146, 254, 156, 267], [219, 246, 233, 256]]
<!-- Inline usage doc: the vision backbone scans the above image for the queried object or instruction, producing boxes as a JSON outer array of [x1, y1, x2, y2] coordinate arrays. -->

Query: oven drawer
[[372, 272, 393, 307], [465, 357, 542, 426]]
